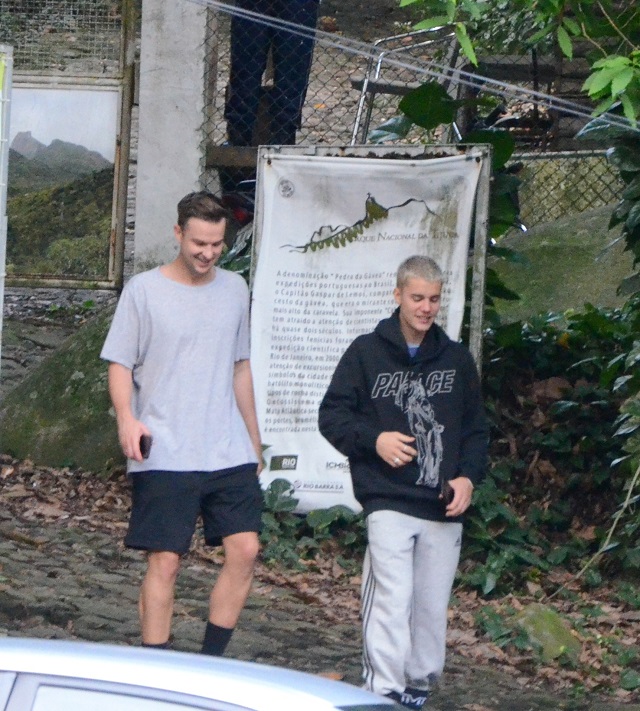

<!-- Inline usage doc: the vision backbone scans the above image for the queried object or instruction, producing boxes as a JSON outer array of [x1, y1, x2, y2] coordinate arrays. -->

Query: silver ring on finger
[[393, 457, 400, 465]]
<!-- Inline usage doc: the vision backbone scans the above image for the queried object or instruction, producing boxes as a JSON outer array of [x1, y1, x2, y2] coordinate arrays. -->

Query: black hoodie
[[318, 309, 488, 522]]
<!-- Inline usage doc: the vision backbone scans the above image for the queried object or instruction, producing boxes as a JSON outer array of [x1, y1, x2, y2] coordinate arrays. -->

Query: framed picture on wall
[[7, 84, 120, 280]]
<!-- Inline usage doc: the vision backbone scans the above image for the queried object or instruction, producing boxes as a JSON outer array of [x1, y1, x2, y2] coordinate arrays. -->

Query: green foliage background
[[7, 167, 113, 277]]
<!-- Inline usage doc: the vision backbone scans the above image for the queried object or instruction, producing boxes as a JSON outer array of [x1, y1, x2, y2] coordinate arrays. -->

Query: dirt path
[[0, 508, 637, 711]]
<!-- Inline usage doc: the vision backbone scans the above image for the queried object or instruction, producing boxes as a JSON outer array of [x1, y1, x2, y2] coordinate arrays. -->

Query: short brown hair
[[177, 191, 230, 229]]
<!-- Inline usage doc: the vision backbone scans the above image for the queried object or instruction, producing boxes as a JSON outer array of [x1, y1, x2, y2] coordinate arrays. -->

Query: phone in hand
[[441, 479, 454, 505], [139, 434, 153, 459]]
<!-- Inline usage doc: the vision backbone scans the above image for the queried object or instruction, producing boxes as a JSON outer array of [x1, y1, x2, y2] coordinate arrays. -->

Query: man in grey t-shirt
[[101, 191, 263, 656]]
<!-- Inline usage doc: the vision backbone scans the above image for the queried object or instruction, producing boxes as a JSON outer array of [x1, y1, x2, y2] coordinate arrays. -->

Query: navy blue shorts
[[125, 464, 263, 553]]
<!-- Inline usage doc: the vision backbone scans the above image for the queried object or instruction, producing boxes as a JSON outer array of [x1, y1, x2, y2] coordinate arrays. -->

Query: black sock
[[201, 621, 234, 656], [142, 640, 170, 650]]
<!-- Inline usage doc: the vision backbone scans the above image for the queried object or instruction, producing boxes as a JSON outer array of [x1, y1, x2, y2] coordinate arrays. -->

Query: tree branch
[[596, 2, 638, 51]]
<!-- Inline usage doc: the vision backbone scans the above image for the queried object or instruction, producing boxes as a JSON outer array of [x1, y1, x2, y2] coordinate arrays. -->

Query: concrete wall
[[134, 0, 207, 273]]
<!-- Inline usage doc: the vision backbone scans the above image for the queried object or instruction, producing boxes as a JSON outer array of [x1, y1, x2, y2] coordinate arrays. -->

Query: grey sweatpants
[[361, 510, 462, 695]]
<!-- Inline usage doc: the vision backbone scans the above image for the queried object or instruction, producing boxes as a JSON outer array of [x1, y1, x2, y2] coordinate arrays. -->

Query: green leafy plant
[[397, 0, 640, 122], [577, 118, 640, 297], [614, 580, 640, 608], [475, 605, 533, 652], [583, 53, 640, 122], [218, 223, 252, 280], [260, 480, 366, 572], [260, 479, 305, 568], [481, 302, 640, 580], [620, 669, 640, 692]]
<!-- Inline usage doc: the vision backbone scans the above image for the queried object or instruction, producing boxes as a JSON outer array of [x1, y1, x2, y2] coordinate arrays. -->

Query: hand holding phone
[[440, 479, 454, 505], [139, 434, 153, 459]]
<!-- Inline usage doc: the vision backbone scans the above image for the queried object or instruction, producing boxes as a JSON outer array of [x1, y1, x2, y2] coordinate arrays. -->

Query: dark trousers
[[225, 0, 320, 147]]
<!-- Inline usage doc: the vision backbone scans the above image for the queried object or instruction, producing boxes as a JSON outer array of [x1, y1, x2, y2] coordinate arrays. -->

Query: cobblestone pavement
[[0, 511, 359, 674], [1, 511, 639, 711]]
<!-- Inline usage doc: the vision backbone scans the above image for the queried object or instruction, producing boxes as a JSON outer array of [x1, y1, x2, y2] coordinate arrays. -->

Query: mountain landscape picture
[[7, 131, 114, 278], [7, 87, 117, 279]]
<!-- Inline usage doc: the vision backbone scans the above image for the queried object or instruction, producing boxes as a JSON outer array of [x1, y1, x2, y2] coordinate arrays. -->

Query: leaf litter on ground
[[0, 454, 638, 702]]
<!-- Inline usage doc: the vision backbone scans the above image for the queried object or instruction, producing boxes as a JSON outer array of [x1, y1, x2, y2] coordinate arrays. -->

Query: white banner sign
[[251, 150, 485, 512]]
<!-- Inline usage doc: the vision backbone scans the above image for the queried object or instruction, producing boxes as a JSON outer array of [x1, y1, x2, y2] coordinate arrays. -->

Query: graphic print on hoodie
[[372, 367, 454, 488], [396, 377, 444, 486]]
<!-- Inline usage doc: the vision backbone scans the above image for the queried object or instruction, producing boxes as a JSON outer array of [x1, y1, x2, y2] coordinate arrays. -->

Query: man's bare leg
[[201, 531, 259, 655], [139, 551, 181, 645]]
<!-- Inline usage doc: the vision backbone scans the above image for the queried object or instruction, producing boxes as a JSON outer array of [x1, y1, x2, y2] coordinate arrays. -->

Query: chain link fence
[[202, 4, 618, 233], [514, 150, 621, 230], [201, 4, 372, 191], [0, 0, 124, 76], [201, 7, 465, 191]]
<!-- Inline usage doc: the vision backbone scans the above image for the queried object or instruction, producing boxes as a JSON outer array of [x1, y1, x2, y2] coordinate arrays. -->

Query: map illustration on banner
[[251, 148, 488, 512]]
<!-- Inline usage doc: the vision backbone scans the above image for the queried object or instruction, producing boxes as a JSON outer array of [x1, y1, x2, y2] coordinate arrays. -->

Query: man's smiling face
[[394, 277, 442, 344]]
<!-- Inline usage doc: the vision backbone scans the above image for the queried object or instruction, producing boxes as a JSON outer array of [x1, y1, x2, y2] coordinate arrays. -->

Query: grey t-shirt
[[100, 266, 258, 473]]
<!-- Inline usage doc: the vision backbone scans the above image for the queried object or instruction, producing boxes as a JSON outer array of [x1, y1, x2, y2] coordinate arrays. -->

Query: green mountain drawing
[[284, 195, 435, 253]]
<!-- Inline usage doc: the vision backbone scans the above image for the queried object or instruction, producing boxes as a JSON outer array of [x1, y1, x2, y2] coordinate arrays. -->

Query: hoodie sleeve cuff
[[459, 469, 485, 488], [356, 426, 381, 456]]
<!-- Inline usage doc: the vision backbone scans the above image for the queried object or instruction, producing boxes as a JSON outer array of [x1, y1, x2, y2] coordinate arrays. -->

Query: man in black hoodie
[[318, 255, 488, 709]]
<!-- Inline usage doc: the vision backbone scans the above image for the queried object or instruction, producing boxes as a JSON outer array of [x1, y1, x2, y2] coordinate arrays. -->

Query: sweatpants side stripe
[[361, 555, 376, 689]]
